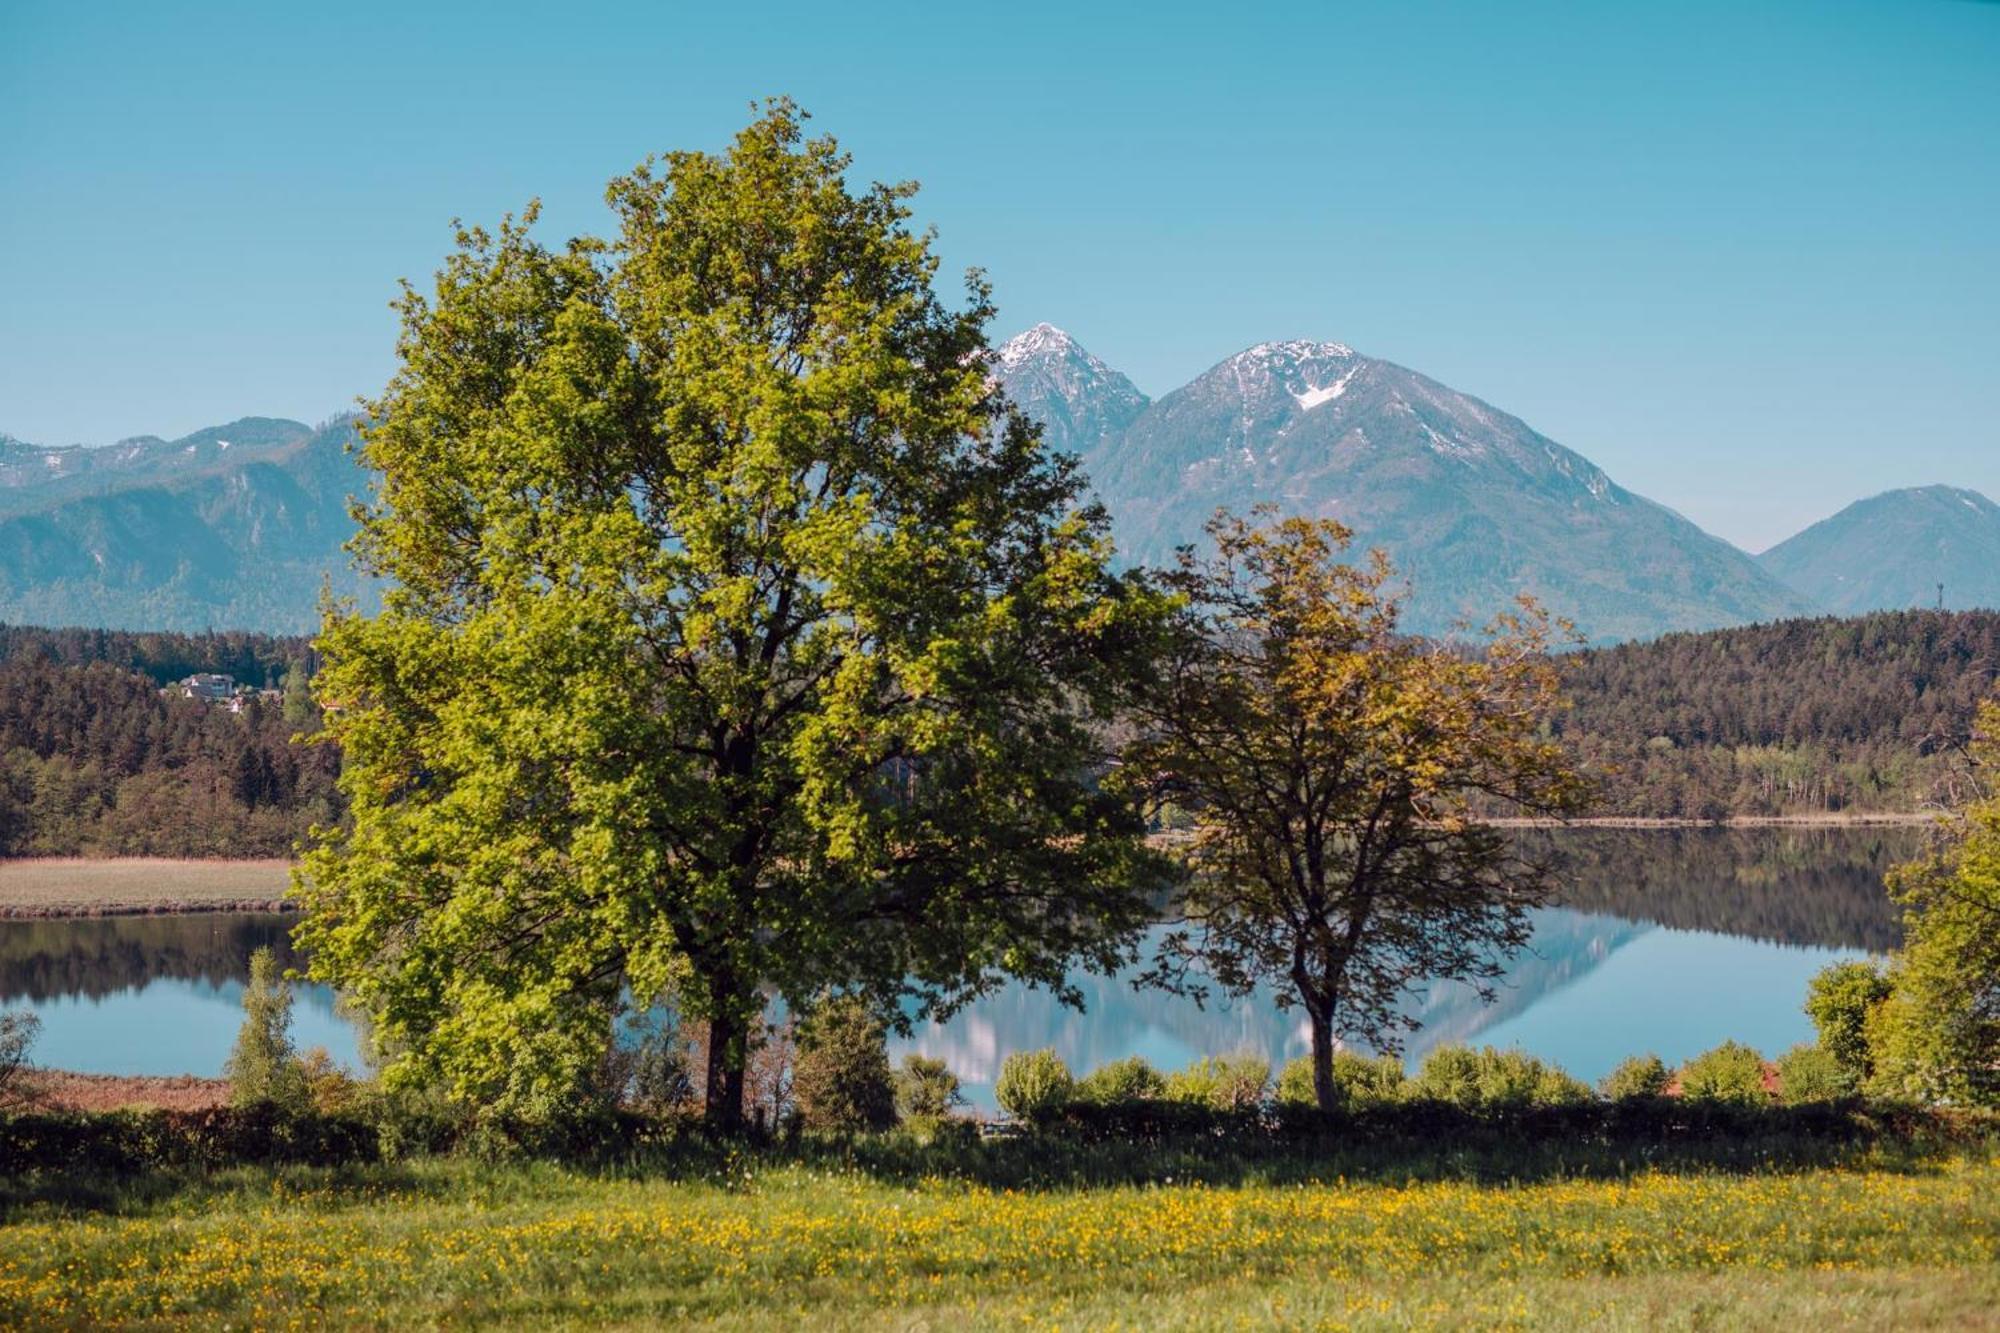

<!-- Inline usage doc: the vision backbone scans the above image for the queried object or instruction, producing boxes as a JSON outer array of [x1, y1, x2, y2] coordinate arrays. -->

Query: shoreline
[[0, 857, 294, 920], [0, 818, 1941, 919]]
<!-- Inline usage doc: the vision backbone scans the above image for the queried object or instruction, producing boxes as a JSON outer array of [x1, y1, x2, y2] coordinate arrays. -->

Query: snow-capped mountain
[[989, 323, 1151, 458], [992, 326, 1816, 642], [1758, 486, 2000, 614]]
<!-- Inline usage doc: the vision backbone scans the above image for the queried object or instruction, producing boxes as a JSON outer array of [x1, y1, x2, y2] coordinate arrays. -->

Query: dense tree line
[[0, 624, 312, 688], [0, 637, 338, 857], [1550, 610, 2000, 818]]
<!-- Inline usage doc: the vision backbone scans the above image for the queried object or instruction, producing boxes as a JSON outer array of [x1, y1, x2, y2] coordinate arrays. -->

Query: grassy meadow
[[0, 858, 292, 916], [2, 1137, 1994, 1330]]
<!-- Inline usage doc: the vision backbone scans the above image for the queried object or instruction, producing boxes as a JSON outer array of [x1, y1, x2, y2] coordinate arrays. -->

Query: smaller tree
[[0, 1009, 40, 1106], [893, 1055, 964, 1120], [994, 1049, 1073, 1122], [1868, 702, 2000, 1106], [1133, 513, 1588, 1113], [791, 995, 896, 1132], [1677, 1041, 1768, 1107], [226, 946, 309, 1111], [1599, 1053, 1670, 1102], [1804, 960, 1891, 1093]]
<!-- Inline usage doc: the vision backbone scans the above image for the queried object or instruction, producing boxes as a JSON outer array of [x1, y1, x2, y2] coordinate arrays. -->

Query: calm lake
[[1, 828, 1918, 1109]]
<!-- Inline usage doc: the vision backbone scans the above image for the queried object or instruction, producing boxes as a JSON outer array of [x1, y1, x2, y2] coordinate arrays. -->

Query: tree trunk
[[1307, 1004, 1338, 1113], [702, 978, 749, 1133]]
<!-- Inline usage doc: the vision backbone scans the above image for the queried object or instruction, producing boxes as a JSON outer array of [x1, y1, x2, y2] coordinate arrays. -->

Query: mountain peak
[[1233, 338, 1357, 365], [995, 322, 1083, 370], [1759, 484, 2000, 613]]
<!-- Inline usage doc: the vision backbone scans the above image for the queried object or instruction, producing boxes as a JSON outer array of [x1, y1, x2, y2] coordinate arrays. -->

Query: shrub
[[299, 1048, 362, 1115], [1409, 1045, 1483, 1107], [1678, 1041, 1769, 1106], [791, 995, 895, 1132], [994, 1049, 1074, 1122], [1164, 1052, 1270, 1112], [1075, 1056, 1166, 1106], [1805, 960, 1890, 1087], [1409, 1046, 1589, 1111], [1599, 1054, 1671, 1102], [893, 1054, 963, 1120], [1275, 1052, 1406, 1109], [1533, 1066, 1595, 1108], [1776, 1043, 1850, 1105], [226, 947, 309, 1112], [0, 1009, 40, 1105]]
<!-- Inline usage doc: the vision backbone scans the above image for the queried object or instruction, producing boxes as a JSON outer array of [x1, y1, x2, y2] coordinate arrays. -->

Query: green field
[[3, 1148, 1993, 1329]]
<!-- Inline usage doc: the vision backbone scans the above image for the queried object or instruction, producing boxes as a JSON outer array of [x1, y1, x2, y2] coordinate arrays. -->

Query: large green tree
[[1132, 513, 1588, 1113], [295, 101, 1164, 1129], [1865, 697, 2000, 1105]]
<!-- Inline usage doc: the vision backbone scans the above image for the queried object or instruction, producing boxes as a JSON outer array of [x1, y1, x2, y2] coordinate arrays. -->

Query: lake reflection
[[0, 828, 1916, 1098]]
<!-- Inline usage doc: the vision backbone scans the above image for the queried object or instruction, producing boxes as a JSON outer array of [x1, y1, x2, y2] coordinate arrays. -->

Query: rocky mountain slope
[[991, 328, 1817, 642]]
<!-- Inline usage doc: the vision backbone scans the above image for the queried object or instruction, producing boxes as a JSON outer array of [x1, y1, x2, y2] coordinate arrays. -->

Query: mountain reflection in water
[[0, 827, 1918, 1091]]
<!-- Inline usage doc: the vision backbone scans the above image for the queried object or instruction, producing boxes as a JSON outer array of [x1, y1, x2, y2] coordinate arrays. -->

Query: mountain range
[[0, 417, 372, 632], [1756, 485, 2000, 616], [2, 330, 1992, 640], [993, 326, 1819, 641]]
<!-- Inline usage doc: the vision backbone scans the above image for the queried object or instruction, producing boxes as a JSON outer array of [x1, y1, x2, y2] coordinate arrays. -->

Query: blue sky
[[2, 0, 1995, 550]]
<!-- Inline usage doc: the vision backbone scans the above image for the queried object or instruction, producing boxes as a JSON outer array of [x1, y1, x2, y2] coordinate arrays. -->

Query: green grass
[[2, 1140, 1994, 1329]]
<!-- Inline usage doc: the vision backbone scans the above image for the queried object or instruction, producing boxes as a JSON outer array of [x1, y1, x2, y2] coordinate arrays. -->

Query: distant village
[[168, 673, 283, 714]]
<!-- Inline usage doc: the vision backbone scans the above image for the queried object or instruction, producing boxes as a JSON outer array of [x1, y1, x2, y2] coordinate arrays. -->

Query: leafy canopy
[[295, 100, 1166, 1124], [1133, 512, 1587, 1112]]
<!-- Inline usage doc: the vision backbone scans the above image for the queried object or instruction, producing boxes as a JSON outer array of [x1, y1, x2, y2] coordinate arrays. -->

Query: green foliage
[[1408, 1046, 1590, 1112], [1542, 611, 2000, 820], [225, 947, 309, 1113], [1775, 1044, 1849, 1106], [0, 643, 334, 858], [1163, 1052, 1271, 1112], [1075, 1056, 1167, 1106], [1134, 514, 1586, 1109], [994, 1049, 1074, 1122], [791, 996, 895, 1133], [892, 1055, 963, 1120], [1274, 1052, 1407, 1110], [295, 100, 1167, 1129], [1805, 960, 1891, 1089], [1599, 1054, 1671, 1102], [1865, 724, 2000, 1107], [1678, 1042, 1769, 1107]]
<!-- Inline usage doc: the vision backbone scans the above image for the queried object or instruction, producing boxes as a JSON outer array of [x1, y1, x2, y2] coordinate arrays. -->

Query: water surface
[[0, 828, 1915, 1105]]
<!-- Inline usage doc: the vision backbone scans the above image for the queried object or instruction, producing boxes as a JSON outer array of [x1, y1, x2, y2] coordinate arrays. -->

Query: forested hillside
[[0, 626, 338, 857], [0, 610, 1990, 859], [1553, 610, 2000, 818]]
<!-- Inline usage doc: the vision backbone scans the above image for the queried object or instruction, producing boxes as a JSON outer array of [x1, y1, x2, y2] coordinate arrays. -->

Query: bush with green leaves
[[1164, 1052, 1270, 1112], [226, 947, 309, 1112], [1598, 1054, 1671, 1102], [1678, 1041, 1769, 1107], [1274, 1052, 1406, 1109], [1075, 1056, 1166, 1106], [1406, 1046, 1591, 1111], [1776, 1043, 1849, 1105], [995, 1049, 1074, 1122], [893, 1054, 963, 1120], [791, 995, 896, 1132], [1805, 960, 1890, 1091]]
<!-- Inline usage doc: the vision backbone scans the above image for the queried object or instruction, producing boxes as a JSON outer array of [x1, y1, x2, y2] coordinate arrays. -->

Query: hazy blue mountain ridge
[[1757, 485, 2000, 614]]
